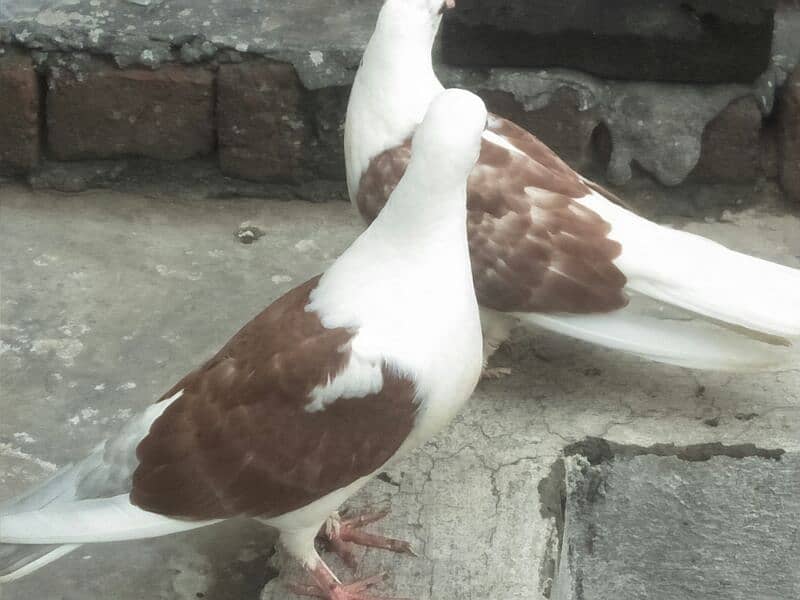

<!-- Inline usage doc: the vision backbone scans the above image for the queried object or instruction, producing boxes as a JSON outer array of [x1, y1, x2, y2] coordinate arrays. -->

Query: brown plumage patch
[[354, 113, 629, 315], [130, 276, 417, 520], [356, 138, 412, 222], [485, 115, 590, 199]]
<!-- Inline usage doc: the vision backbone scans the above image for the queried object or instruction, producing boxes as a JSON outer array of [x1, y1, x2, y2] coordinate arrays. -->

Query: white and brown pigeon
[[0, 89, 487, 600], [346, 0, 800, 373]]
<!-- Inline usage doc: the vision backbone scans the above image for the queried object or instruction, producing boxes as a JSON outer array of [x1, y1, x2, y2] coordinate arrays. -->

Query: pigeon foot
[[288, 566, 406, 600], [318, 508, 417, 570]]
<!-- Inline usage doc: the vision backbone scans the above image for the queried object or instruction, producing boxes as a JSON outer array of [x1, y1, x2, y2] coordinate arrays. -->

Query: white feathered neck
[[314, 90, 485, 383], [344, 0, 445, 202]]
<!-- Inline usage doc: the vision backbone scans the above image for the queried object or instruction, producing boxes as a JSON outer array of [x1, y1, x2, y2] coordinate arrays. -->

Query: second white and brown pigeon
[[346, 0, 800, 373], [0, 89, 488, 600]]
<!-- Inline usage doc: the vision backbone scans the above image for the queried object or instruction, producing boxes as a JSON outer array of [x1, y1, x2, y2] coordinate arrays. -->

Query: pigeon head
[[377, 0, 455, 43], [409, 89, 487, 186]]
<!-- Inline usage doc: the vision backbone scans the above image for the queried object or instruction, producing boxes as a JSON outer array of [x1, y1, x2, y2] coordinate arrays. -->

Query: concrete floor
[[1, 184, 799, 600]]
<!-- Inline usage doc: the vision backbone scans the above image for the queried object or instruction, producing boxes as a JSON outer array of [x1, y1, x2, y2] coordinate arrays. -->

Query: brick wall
[[1, 46, 799, 203]]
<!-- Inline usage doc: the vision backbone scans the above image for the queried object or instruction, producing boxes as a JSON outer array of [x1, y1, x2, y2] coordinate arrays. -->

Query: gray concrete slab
[[554, 453, 800, 600], [1, 183, 799, 599]]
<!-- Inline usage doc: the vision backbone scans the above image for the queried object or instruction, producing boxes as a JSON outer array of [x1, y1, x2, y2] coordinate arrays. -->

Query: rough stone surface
[[0, 47, 39, 172], [218, 60, 308, 182], [691, 96, 766, 182], [47, 55, 214, 161], [554, 453, 800, 600], [778, 66, 800, 201], [443, 67, 761, 186], [1, 0, 377, 89], [2, 184, 799, 600], [442, 0, 776, 84], [1, 0, 794, 90]]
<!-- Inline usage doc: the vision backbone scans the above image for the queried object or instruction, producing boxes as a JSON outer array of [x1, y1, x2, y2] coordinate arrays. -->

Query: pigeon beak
[[439, 0, 456, 13]]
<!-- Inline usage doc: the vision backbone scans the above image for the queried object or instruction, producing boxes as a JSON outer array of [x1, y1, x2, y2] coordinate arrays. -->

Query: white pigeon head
[[377, 0, 456, 44], [409, 88, 487, 187]]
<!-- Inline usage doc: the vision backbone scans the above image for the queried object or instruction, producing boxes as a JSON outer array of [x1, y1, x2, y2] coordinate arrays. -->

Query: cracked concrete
[[1, 183, 799, 599]]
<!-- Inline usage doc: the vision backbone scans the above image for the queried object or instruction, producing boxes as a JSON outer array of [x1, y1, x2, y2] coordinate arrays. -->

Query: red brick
[[217, 60, 309, 182], [778, 66, 800, 203], [0, 48, 40, 172], [691, 96, 765, 183], [47, 57, 214, 161]]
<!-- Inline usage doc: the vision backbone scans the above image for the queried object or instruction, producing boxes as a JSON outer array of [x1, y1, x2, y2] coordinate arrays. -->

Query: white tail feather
[[0, 494, 218, 545], [0, 454, 103, 516], [576, 191, 800, 340], [0, 544, 81, 583], [515, 189, 800, 371], [519, 306, 798, 372], [0, 389, 191, 582]]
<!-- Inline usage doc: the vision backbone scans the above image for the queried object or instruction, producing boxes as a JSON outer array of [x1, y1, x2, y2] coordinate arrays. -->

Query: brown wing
[[491, 115, 635, 211], [469, 115, 628, 313], [354, 114, 628, 315], [130, 276, 417, 520]]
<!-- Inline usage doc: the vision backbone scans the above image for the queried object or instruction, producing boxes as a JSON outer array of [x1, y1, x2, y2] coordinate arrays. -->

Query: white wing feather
[[0, 494, 218, 545]]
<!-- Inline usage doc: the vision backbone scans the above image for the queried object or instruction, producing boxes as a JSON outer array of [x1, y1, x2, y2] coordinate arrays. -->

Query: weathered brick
[[47, 57, 214, 161], [778, 66, 800, 202], [217, 60, 309, 182], [306, 85, 349, 181], [691, 96, 765, 183], [478, 87, 602, 170], [0, 48, 40, 172]]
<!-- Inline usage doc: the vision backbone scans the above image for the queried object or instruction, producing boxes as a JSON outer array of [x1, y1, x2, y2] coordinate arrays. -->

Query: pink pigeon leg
[[288, 563, 407, 600], [318, 508, 417, 570]]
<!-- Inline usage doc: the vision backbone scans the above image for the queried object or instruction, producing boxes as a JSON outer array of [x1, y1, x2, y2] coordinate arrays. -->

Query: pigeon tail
[[577, 189, 800, 340], [0, 459, 92, 583], [515, 187, 800, 372], [520, 305, 800, 372], [0, 544, 81, 583]]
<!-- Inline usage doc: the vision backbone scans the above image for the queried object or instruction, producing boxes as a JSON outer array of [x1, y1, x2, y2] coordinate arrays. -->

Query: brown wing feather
[[469, 117, 628, 313], [356, 138, 412, 222], [131, 276, 417, 520], [485, 115, 589, 197], [354, 114, 629, 315]]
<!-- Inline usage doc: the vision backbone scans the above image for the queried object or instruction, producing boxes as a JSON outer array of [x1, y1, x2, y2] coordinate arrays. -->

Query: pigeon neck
[[360, 37, 443, 113], [372, 163, 469, 248], [345, 42, 443, 201]]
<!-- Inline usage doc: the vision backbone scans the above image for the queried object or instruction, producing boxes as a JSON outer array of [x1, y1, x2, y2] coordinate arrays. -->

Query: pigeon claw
[[318, 508, 418, 570], [289, 568, 407, 600]]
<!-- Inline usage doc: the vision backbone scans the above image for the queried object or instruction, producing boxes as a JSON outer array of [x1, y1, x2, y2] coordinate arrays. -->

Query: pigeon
[[345, 0, 800, 373], [0, 88, 487, 600]]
